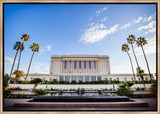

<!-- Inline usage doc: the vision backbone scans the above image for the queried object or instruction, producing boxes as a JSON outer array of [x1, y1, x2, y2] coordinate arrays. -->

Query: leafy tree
[[136, 67, 148, 88], [122, 43, 136, 79], [13, 70, 25, 87], [8, 41, 21, 83], [25, 43, 40, 80], [136, 36, 153, 83], [127, 34, 139, 67], [30, 78, 42, 89]]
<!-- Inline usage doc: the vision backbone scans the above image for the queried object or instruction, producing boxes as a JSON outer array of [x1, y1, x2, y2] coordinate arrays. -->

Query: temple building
[[23, 55, 150, 82]]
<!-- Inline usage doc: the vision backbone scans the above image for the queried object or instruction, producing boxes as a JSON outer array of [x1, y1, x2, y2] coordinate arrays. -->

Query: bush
[[150, 83, 157, 97], [117, 82, 134, 97], [22, 80, 30, 84], [103, 78, 109, 84], [132, 80, 140, 84], [4, 90, 11, 97], [5, 94, 33, 99], [52, 79, 58, 84], [33, 89, 47, 95], [17, 80, 23, 84], [78, 80, 83, 84], [10, 78, 15, 84], [125, 81, 134, 87], [4, 74, 9, 88], [30, 78, 42, 84], [71, 80, 77, 84]]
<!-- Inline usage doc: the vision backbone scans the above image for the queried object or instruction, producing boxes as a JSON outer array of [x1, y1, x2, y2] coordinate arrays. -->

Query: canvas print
[[3, 3, 157, 111]]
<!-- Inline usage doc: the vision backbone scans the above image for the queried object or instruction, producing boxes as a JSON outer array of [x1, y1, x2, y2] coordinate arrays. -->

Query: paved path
[[3, 98, 157, 111]]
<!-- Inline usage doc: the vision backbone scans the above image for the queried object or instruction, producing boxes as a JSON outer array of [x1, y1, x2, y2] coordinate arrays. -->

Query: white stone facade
[[20, 55, 150, 82]]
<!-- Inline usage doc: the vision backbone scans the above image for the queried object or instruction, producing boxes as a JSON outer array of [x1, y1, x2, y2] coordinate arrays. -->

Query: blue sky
[[4, 4, 156, 74]]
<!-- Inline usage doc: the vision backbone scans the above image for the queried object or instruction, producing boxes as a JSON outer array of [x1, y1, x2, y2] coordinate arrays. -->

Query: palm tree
[[136, 67, 148, 88], [127, 34, 139, 68], [8, 41, 21, 83], [17, 34, 30, 71], [21, 33, 30, 43], [122, 43, 136, 80], [136, 37, 153, 83], [30, 78, 42, 89], [17, 43, 24, 70], [13, 70, 25, 87], [25, 43, 40, 80]]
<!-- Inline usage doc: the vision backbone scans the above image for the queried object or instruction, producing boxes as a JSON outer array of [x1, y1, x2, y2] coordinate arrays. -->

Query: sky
[[4, 4, 157, 75]]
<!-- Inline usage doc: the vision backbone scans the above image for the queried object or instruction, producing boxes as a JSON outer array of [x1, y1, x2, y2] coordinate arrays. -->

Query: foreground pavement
[[3, 98, 157, 111]]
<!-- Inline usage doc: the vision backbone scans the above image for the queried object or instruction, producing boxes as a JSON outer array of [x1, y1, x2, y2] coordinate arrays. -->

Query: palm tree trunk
[[17, 42, 24, 71], [140, 76, 145, 88], [25, 51, 35, 80], [131, 44, 139, 67], [8, 50, 19, 83], [127, 51, 136, 80], [17, 50, 22, 71], [14, 77, 17, 88], [141, 46, 153, 83], [33, 83, 38, 89]]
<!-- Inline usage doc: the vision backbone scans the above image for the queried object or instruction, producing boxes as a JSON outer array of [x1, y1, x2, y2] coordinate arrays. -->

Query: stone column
[[91, 61, 94, 73]]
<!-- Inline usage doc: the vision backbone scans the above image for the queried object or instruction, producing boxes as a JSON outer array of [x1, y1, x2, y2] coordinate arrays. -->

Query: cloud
[[5, 57, 17, 64], [33, 66, 41, 71], [95, 6, 107, 16], [39, 45, 52, 54], [148, 15, 153, 22], [138, 21, 156, 31], [135, 17, 142, 23], [143, 17, 147, 22], [134, 34, 156, 55], [148, 28, 156, 33], [101, 16, 107, 22], [120, 23, 130, 30], [35, 62, 44, 65], [46, 45, 52, 51], [80, 23, 119, 44], [45, 67, 49, 70]]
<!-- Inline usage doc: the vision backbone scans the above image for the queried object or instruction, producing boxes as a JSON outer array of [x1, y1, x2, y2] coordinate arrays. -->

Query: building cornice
[[51, 54, 109, 59]]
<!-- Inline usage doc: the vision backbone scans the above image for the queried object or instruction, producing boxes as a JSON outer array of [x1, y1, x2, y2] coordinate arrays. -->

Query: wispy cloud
[[143, 13, 155, 22], [134, 34, 156, 55], [120, 23, 130, 30], [39, 45, 52, 54], [5, 57, 17, 64], [35, 62, 44, 65], [45, 67, 49, 70], [138, 21, 156, 32], [46, 45, 52, 51], [135, 17, 143, 23], [95, 6, 107, 16], [100, 16, 107, 22], [80, 23, 119, 44]]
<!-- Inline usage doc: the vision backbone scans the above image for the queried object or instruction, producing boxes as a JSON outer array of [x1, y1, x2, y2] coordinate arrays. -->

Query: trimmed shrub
[[22, 80, 30, 84], [71, 80, 77, 84], [132, 80, 140, 84], [33, 89, 47, 95], [78, 80, 83, 84]]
